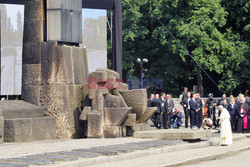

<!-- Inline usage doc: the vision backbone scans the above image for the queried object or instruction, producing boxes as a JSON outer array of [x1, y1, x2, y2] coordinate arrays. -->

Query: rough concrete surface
[[119, 89, 147, 120], [0, 116, 4, 143], [4, 117, 56, 142], [134, 129, 211, 140], [103, 107, 132, 126]]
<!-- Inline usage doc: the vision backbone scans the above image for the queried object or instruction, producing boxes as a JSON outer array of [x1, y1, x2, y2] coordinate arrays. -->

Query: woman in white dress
[[219, 105, 233, 146]]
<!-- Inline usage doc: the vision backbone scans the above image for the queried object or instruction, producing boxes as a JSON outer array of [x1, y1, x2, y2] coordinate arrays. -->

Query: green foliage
[[119, 0, 249, 97]]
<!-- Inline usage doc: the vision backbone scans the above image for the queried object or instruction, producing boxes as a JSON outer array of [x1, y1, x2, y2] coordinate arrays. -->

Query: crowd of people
[[147, 93, 182, 129], [147, 87, 250, 134]]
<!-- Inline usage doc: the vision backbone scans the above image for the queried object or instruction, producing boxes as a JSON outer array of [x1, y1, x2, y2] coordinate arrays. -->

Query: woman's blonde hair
[[230, 98, 235, 104]]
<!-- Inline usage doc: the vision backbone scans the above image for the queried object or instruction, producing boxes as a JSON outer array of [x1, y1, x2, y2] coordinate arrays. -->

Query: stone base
[[0, 100, 45, 119], [133, 129, 212, 140], [87, 112, 103, 138], [4, 117, 56, 142], [103, 126, 126, 138], [0, 116, 4, 143], [132, 123, 156, 132]]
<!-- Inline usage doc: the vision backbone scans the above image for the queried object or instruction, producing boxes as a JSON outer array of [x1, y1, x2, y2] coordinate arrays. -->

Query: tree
[[117, 0, 249, 96]]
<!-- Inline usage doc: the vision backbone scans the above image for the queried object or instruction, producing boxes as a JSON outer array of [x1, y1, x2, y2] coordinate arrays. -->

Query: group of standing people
[[180, 88, 203, 129], [147, 93, 182, 129], [180, 87, 250, 134]]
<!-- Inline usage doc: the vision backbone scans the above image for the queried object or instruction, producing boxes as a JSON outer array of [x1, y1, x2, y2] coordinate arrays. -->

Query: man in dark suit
[[147, 94, 155, 107], [189, 93, 199, 129], [196, 93, 203, 129], [153, 94, 161, 128], [181, 92, 191, 128], [217, 94, 229, 106], [181, 87, 188, 100], [227, 99, 238, 133], [169, 94, 175, 110], [159, 93, 166, 128], [163, 94, 173, 129]]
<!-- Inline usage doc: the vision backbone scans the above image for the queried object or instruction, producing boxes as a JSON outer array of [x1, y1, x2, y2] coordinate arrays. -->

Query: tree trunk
[[185, 55, 191, 89], [197, 69, 204, 96]]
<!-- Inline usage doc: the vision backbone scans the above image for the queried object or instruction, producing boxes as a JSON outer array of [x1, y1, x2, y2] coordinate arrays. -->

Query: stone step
[[0, 100, 45, 119], [0, 158, 54, 165], [27, 154, 78, 161], [0, 162, 28, 167], [133, 129, 212, 140], [4, 117, 56, 142]]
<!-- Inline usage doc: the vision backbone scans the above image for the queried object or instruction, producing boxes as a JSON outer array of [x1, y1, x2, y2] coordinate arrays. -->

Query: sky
[[4, 4, 24, 30], [2, 4, 106, 29]]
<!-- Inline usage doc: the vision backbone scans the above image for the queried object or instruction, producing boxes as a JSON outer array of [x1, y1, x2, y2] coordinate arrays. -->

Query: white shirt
[[188, 98, 191, 109]]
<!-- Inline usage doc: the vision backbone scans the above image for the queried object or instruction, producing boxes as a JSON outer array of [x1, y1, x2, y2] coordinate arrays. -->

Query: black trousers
[[184, 109, 190, 128], [163, 112, 169, 129], [230, 115, 237, 132], [198, 111, 203, 128], [155, 113, 162, 128], [190, 114, 195, 128]]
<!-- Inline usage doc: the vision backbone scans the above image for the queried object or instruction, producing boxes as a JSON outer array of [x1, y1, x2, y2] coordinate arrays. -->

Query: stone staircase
[[0, 100, 56, 143]]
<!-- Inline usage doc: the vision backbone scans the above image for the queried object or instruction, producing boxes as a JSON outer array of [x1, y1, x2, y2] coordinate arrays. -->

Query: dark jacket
[[147, 99, 154, 107], [153, 98, 161, 114], [181, 97, 191, 112], [227, 103, 238, 116], [189, 98, 198, 115], [217, 98, 229, 106], [196, 98, 203, 111]]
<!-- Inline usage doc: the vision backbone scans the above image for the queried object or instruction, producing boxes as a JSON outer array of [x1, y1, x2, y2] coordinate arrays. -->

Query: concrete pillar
[[21, 0, 88, 139]]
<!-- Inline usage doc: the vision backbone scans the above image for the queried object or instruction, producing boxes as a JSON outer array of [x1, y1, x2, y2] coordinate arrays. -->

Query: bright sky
[[4, 4, 24, 30], [2, 4, 106, 29]]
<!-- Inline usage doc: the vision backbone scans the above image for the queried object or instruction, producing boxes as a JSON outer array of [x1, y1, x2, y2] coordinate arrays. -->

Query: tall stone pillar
[[22, 0, 88, 139]]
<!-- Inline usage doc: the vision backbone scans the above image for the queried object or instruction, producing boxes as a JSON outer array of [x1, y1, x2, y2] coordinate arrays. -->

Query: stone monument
[[19, 0, 155, 140], [22, 0, 88, 139], [79, 69, 157, 138]]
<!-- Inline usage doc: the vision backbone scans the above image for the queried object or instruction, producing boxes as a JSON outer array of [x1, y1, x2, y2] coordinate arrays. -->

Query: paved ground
[[186, 150, 250, 167], [87, 138, 250, 167], [0, 137, 155, 159]]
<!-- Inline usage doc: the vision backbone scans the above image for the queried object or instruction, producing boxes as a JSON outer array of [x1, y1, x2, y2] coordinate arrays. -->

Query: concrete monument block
[[103, 107, 132, 126], [119, 89, 148, 120], [25, 0, 44, 22], [22, 42, 42, 64], [22, 85, 41, 106], [97, 69, 120, 80], [104, 94, 124, 108], [0, 116, 4, 143], [91, 92, 104, 111], [112, 89, 128, 107], [87, 112, 104, 138], [41, 42, 74, 85], [4, 117, 56, 142], [119, 83, 128, 90], [72, 47, 88, 84], [89, 71, 107, 83], [0, 101, 45, 119], [134, 129, 212, 140], [40, 84, 83, 139], [23, 21, 44, 43], [79, 107, 91, 121], [121, 113, 136, 127], [22, 64, 41, 85], [47, 0, 82, 43], [89, 88, 109, 100], [103, 126, 126, 138], [82, 84, 91, 107], [137, 107, 157, 123]]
